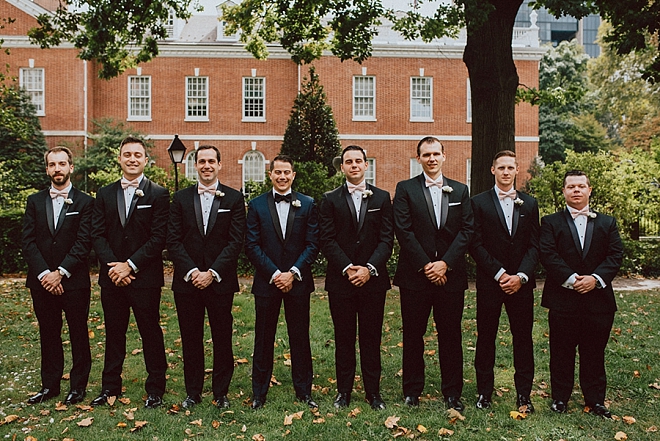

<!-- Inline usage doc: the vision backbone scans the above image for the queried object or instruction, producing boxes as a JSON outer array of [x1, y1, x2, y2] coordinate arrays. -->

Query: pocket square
[[217, 208, 231, 213], [367, 208, 381, 212], [448, 202, 461, 206], [65, 211, 80, 216], [136, 205, 152, 209]]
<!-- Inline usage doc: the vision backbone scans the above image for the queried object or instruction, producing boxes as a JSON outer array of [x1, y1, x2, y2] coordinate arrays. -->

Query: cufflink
[[58, 269, 67, 277]]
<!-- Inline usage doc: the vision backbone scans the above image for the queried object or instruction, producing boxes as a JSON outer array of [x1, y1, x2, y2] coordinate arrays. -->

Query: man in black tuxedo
[[393, 136, 473, 411], [470, 150, 539, 413], [22, 147, 94, 405], [167, 145, 245, 409], [245, 155, 319, 410], [540, 170, 623, 418], [319, 145, 393, 410], [90, 136, 169, 408]]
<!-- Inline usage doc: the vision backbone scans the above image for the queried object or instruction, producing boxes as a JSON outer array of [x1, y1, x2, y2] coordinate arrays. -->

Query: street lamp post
[[167, 134, 187, 192]]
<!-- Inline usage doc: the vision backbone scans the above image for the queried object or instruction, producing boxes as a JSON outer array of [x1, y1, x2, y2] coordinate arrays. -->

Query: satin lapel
[[206, 186, 222, 235], [439, 177, 449, 229], [511, 191, 521, 237], [489, 189, 510, 236], [125, 178, 147, 225], [54, 190, 71, 235], [267, 192, 285, 244], [284, 193, 297, 245], [357, 188, 368, 233], [116, 183, 126, 227], [193, 187, 205, 237], [563, 209, 583, 254], [420, 176, 438, 229], [45, 192, 55, 236], [583, 217, 595, 258], [343, 185, 359, 231]]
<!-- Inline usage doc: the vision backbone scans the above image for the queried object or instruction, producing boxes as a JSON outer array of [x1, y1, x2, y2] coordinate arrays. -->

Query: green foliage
[[290, 161, 343, 203], [0, 209, 26, 274]]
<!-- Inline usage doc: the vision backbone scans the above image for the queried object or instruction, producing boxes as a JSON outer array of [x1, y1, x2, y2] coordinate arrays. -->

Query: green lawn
[[0, 279, 658, 440]]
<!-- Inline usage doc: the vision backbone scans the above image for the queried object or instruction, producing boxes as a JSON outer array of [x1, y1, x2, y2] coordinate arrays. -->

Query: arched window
[[185, 152, 198, 181], [242, 150, 266, 190]]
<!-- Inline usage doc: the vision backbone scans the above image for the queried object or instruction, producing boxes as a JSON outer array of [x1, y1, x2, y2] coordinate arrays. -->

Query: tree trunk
[[463, 0, 523, 196]]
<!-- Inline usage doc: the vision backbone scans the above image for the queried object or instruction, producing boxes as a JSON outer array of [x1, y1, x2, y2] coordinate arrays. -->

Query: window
[[19, 68, 45, 116], [365, 158, 376, 186], [185, 152, 198, 181], [243, 77, 265, 121], [466, 78, 472, 123], [410, 77, 433, 121], [242, 150, 266, 190], [164, 9, 176, 38], [128, 76, 151, 121], [186, 76, 208, 121], [353, 76, 376, 120], [410, 159, 423, 178]]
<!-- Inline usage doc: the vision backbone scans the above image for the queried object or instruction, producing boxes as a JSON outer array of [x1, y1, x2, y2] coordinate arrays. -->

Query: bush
[[0, 209, 26, 274]]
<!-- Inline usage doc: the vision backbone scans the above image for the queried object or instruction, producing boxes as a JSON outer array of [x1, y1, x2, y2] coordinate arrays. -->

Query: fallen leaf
[[417, 424, 428, 433], [39, 409, 51, 416], [123, 411, 134, 421], [118, 397, 130, 405], [649, 383, 660, 390], [284, 429, 291, 436], [61, 415, 77, 422], [392, 427, 410, 438], [633, 371, 641, 378], [131, 348, 143, 355], [510, 411, 527, 420], [270, 375, 282, 386], [3, 415, 19, 424], [283, 353, 291, 360], [130, 421, 148, 432], [236, 358, 249, 364], [446, 408, 465, 422], [348, 407, 361, 418], [614, 431, 628, 441], [646, 426, 658, 433], [89, 330, 95, 339], [313, 417, 325, 424], [384, 415, 401, 429], [438, 428, 454, 436], [241, 424, 247, 432], [252, 435, 265, 441], [107, 396, 117, 406], [25, 437, 37, 441], [55, 402, 68, 411], [212, 420, 221, 429], [117, 422, 127, 428], [77, 417, 94, 427], [190, 419, 203, 426], [76, 404, 92, 411], [623, 416, 636, 425]]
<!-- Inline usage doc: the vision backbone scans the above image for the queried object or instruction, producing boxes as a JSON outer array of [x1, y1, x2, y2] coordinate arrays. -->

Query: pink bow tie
[[571, 207, 590, 219], [347, 181, 366, 194], [425, 177, 443, 188], [121, 178, 139, 190], [198, 183, 217, 195], [498, 189, 517, 200], [49, 188, 68, 199]]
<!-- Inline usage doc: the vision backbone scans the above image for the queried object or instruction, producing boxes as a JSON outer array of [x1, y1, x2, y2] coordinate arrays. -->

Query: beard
[[49, 171, 70, 186]]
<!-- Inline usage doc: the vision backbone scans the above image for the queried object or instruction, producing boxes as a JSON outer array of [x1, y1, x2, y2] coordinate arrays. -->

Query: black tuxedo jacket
[[319, 183, 394, 293], [92, 178, 169, 289], [167, 183, 245, 295], [245, 191, 319, 297], [540, 209, 623, 314], [22, 187, 94, 292], [393, 174, 474, 292], [470, 189, 539, 293]]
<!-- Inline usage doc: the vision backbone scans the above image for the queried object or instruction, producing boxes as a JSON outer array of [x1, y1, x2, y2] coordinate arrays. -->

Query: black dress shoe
[[27, 388, 60, 405], [404, 396, 419, 407], [90, 390, 115, 407], [214, 395, 230, 409], [181, 395, 202, 409], [475, 394, 492, 409], [297, 394, 318, 409], [144, 394, 162, 408], [64, 389, 86, 405], [445, 396, 465, 412], [367, 393, 386, 410], [333, 392, 351, 409], [550, 400, 567, 413], [516, 394, 534, 413], [589, 403, 612, 418], [251, 396, 266, 410]]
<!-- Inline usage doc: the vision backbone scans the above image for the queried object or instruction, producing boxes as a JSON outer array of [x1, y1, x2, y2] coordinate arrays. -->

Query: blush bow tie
[[198, 183, 217, 195], [570, 207, 590, 219], [274, 193, 292, 204], [498, 189, 517, 200], [121, 178, 139, 190], [425, 177, 443, 188], [49, 188, 68, 199], [347, 181, 366, 194]]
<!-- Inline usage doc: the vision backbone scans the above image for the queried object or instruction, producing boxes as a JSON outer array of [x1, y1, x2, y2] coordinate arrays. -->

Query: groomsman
[[245, 155, 319, 410], [393, 137, 473, 411], [90, 136, 169, 408], [319, 146, 394, 410], [470, 150, 539, 412], [22, 147, 93, 405], [167, 145, 245, 409], [540, 170, 623, 418]]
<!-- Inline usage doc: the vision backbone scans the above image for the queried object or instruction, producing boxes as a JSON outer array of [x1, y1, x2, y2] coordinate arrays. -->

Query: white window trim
[[466, 78, 472, 123], [410, 158, 423, 178], [352, 75, 376, 121], [410, 76, 433, 122], [19, 67, 45, 116], [127, 75, 152, 122], [242, 77, 266, 122], [185, 152, 199, 181], [185, 76, 210, 122], [242, 150, 266, 189], [365, 158, 376, 186]]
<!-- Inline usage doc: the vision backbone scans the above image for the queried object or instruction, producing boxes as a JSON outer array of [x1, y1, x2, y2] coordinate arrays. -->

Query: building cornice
[[5, 0, 51, 18]]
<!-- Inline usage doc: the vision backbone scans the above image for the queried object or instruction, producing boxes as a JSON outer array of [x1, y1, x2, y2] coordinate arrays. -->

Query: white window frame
[[242, 77, 266, 122], [410, 76, 433, 122], [365, 158, 376, 186], [466, 78, 472, 123], [242, 150, 266, 189], [185, 76, 209, 121], [19, 67, 45, 116], [410, 158, 423, 178], [164, 8, 176, 39], [185, 152, 198, 181], [352, 75, 376, 121], [127, 76, 152, 121]]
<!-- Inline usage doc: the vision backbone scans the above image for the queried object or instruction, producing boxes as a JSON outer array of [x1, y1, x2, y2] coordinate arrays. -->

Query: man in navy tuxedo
[[22, 147, 94, 405], [90, 136, 169, 409], [393, 136, 473, 411], [245, 155, 319, 410], [167, 145, 245, 409], [470, 150, 539, 413], [319, 145, 393, 410], [540, 170, 623, 418]]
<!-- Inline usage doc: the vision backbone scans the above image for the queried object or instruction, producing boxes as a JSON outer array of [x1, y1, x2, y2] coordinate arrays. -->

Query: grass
[[0, 278, 659, 440]]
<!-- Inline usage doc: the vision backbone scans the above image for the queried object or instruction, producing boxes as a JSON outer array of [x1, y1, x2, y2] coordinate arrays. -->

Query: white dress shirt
[[424, 172, 443, 228], [270, 189, 301, 283], [561, 205, 606, 289]]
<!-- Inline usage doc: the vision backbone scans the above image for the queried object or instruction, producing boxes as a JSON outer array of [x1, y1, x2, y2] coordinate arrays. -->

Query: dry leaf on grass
[[25, 437, 37, 441], [313, 417, 326, 424], [190, 419, 203, 426], [212, 420, 221, 429], [438, 428, 454, 436], [348, 408, 361, 418], [392, 427, 411, 438], [417, 424, 428, 433], [510, 411, 527, 420], [384, 415, 401, 429], [107, 396, 117, 406], [76, 404, 92, 411], [123, 411, 134, 421], [252, 435, 265, 441], [39, 409, 50, 416], [446, 408, 465, 423], [130, 420, 148, 432], [117, 421, 127, 428], [131, 348, 143, 355], [3, 415, 19, 424], [77, 417, 94, 427], [236, 358, 249, 364], [284, 411, 304, 425], [614, 431, 628, 441], [649, 382, 660, 390], [118, 397, 130, 405], [623, 416, 636, 424], [646, 426, 658, 433], [241, 424, 247, 432], [55, 402, 68, 411]]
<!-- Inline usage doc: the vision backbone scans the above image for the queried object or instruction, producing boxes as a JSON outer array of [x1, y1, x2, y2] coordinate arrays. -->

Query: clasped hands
[[424, 261, 447, 286], [41, 271, 64, 295], [498, 273, 522, 295], [108, 261, 135, 287], [346, 265, 370, 287], [273, 271, 295, 293], [573, 274, 597, 294]]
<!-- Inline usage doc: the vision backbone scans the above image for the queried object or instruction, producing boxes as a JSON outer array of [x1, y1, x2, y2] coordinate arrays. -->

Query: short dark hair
[[416, 136, 444, 156], [341, 145, 367, 162], [44, 146, 73, 167], [563, 169, 590, 187], [195, 145, 221, 162], [270, 154, 295, 171], [492, 150, 516, 165], [119, 136, 148, 155]]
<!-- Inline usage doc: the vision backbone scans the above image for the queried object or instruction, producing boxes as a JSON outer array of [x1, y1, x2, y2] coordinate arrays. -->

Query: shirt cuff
[[290, 266, 302, 282], [37, 269, 50, 281], [342, 263, 353, 276], [209, 269, 221, 283], [366, 263, 379, 277], [516, 272, 529, 284], [562, 273, 578, 289], [270, 269, 282, 284], [184, 268, 199, 282], [127, 259, 138, 273], [592, 273, 606, 289], [494, 268, 506, 282], [58, 266, 72, 279]]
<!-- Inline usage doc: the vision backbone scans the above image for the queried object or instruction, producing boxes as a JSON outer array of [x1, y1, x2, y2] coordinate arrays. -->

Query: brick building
[[1, 0, 544, 194]]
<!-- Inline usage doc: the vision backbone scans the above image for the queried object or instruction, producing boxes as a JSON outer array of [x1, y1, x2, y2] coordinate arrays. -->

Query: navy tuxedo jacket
[[92, 178, 169, 289], [245, 191, 319, 297], [540, 209, 623, 314], [22, 187, 94, 292], [319, 183, 394, 293], [167, 183, 245, 295], [393, 174, 474, 292], [470, 189, 540, 293]]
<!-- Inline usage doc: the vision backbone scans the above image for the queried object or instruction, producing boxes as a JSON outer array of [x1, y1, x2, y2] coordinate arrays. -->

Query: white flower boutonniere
[[64, 198, 73, 205], [135, 189, 144, 198], [363, 189, 373, 199], [292, 200, 301, 208], [215, 190, 225, 198], [514, 198, 524, 206], [588, 212, 597, 219], [441, 185, 453, 194]]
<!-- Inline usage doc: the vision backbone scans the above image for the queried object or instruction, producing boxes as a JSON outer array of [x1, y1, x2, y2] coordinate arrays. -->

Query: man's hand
[[108, 262, 133, 284], [114, 276, 134, 287], [424, 261, 448, 286], [347, 265, 371, 287], [41, 271, 64, 295], [190, 270, 214, 290], [574, 275, 597, 294], [498, 273, 522, 295], [274, 271, 294, 293]]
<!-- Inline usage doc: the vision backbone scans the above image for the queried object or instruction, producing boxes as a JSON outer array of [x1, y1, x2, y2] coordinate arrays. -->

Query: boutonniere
[[362, 189, 373, 199], [441, 186, 453, 194], [135, 189, 144, 198], [588, 212, 597, 219], [215, 190, 225, 197], [514, 198, 524, 206], [292, 200, 301, 208], [64, 198, 73, 205]]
